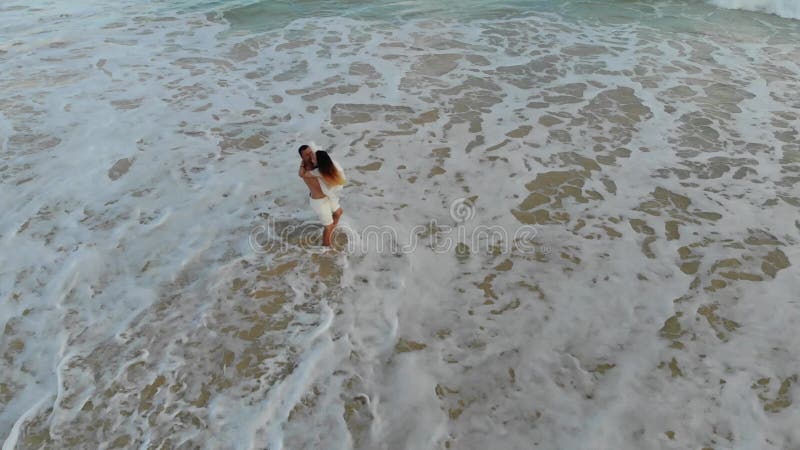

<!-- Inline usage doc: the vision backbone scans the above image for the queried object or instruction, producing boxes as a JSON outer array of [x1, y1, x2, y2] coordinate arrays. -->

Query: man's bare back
[[300, 160, 326, 199]]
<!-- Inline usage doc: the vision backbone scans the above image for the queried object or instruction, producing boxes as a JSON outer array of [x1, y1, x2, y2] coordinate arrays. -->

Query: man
[[298, 144, 343, 247]]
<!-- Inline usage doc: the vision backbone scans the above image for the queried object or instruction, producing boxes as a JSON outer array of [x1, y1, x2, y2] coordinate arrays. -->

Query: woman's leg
[[322, 223, 335, 246], [332, 207, 343, 226]]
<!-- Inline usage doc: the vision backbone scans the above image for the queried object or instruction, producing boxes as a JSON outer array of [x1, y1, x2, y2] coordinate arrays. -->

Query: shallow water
[[1, 0, 799, 449]]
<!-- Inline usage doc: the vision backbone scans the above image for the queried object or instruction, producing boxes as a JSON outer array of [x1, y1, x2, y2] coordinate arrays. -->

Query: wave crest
[[708, 0, 800, 20]]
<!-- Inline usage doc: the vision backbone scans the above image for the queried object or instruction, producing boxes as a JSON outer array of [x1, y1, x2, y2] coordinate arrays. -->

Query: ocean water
[[1, 0, 799, 449]]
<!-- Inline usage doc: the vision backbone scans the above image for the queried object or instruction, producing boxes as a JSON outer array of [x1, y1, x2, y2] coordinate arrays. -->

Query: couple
[[297, 144, 346, 247]]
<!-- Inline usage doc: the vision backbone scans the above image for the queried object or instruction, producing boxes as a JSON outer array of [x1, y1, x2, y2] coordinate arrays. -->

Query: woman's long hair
[[315, 150, 345, 186]]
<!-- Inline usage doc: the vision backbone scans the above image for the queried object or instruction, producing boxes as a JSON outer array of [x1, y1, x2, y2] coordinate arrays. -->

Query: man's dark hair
[[298, 144, 309, 155]]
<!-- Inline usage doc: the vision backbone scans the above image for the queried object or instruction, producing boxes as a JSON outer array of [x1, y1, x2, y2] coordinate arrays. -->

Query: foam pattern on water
[[1, 1, 799, 449], [708, 0, 800, 20]]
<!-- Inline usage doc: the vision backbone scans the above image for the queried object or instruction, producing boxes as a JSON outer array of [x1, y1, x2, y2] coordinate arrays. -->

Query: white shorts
[[309, 195, 341, 226]]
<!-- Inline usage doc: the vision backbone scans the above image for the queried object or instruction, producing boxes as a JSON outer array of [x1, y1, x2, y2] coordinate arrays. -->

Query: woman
[[312, 150, 345, 200], [301, 150, 345, 246]]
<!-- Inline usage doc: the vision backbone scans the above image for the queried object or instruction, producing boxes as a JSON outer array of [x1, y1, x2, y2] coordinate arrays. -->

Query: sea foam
[[708, 0, 800, 19], [1, 0, 799, 448]]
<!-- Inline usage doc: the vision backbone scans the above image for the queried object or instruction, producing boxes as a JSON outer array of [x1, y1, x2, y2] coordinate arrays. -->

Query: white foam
[[1, 1, 799, 448], [708, 0, 800, 19]]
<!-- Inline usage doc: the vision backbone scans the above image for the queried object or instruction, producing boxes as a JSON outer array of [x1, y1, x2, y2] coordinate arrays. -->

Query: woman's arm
[[298, 163, 318, 179]]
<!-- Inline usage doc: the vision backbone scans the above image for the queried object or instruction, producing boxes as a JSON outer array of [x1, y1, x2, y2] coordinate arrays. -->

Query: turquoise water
[[173, 0, 796, 32]]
